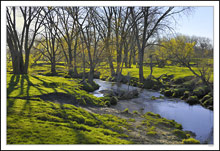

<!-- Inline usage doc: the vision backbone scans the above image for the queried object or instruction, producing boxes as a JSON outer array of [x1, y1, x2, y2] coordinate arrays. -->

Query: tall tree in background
[[160, 36, 213, 89], [112, 7, 131, 81], [79, 7, 105, 83], [35, 7, 62, 75], [96, 7, 116, 76], [130, 7, 189, 82], [55, 7, 79, 76]]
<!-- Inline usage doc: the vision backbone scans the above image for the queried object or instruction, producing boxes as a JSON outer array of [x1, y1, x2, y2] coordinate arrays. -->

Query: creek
[[92, 79, 213, 144]]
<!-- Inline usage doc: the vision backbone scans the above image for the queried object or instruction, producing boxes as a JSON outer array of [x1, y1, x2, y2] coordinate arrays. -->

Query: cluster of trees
[[7, 6, 213, 86], [155, 35, 213, 88]]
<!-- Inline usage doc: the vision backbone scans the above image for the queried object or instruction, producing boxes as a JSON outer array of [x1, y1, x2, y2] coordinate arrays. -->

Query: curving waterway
[[92, 79, 213, 144]]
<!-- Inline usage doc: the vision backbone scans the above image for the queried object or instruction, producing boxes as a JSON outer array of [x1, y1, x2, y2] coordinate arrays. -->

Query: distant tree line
[[7, 6, 213, 86]]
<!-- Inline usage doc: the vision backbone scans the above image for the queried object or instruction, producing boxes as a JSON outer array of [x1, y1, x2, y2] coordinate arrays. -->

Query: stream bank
[[92, 79, 213, 144], [99, 74, 213, 110]]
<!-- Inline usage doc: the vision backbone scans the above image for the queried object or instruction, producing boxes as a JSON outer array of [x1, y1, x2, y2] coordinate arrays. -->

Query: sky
[[13, 6, 214, 44], [174, 7, 214, 42]]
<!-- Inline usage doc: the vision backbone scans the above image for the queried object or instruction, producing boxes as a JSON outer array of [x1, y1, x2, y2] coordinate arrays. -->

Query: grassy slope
[[7, 74, 131, 144], [7, 98, 131, 144]]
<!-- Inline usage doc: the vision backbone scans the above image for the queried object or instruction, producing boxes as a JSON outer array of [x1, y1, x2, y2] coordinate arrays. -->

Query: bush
[[193, 86, 210, 98], [164, 90, 173, 97], [172, 129, 187, 139], [181, 91, 190, 100], [186, 96, 199, 105], [143, 77, 162, 90], [182, 138, 200, 144], [202, 98, 213, 107], [200, 95, 212, 104], [172, 88, 187, 97]]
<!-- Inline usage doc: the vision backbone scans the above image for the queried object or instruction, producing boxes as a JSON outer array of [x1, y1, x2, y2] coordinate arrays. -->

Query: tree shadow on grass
[[7, 98, 16, 115], [31, 75, 58, 93], [7, 74, 20, 96], [20, 99, 32, 117]]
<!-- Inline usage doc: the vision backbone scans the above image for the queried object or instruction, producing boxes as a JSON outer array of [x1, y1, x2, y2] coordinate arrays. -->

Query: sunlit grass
[[7, 98, 132, 144]]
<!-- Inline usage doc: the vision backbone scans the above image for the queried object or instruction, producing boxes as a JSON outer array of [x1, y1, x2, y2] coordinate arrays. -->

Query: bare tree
[[78, 7, 105, 83], [130, 7, 188, 82], [35, 7, 62, 74], [7, 6, 46, 74], [95, 7, 116, 76], [112, 7, 131, 80], [54, 7, 79, 76]]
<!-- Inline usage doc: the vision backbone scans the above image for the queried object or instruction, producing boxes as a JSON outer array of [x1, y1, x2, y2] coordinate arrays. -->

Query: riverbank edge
[[96, 73, 213, 111]]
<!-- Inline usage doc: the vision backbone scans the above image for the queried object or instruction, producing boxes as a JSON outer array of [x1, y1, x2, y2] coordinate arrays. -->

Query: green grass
[[98, 63, 213, 83], [6, 61, 205, 144], [182, 138, 200, 144], [142, 112, 182, 130], [121, 65, 202, 80], [6, 72, 133, 144], [7, 98, 132, 144], [8, 60, 213, 83], [7, 74, 104, 106]]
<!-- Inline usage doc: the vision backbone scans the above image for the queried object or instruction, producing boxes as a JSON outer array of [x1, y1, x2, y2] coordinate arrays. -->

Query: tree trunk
[[88, 66, 94, 84], [138, 49, 144, 82], [68, 43, 73, 76], [133, 49, 136, 65], [73, 37, 78, 76], [51, 55, 56, 74], [106, 38, 115, 76], [128, 51, 132, 68], [149, 54, 153, 79], [124, 48, 128, 68], [116, 51, 122, 76]]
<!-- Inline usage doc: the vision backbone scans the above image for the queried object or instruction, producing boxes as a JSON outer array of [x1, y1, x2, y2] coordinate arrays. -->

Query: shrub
[[181, 91, 190, 100], [172, 129, 187, 139], [164, 90, 173, 97], [202, 98, 213, 107], [200, 95, 212, 104], [172, 88, 187, 97], [193, 86, 210, 98], [186, 96, 199, 105]]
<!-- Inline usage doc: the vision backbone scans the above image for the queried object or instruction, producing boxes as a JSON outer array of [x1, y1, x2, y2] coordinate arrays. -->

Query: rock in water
[[99, 89, 116, 97], [119, 89, 139, 100]]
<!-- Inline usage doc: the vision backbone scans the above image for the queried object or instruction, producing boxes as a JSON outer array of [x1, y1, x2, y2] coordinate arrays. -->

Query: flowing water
[[92, 79, 213, 144]]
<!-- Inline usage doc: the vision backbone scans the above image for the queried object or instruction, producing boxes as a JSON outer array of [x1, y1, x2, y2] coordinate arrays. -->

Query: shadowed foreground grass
[[7, 74, 104, 106]]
